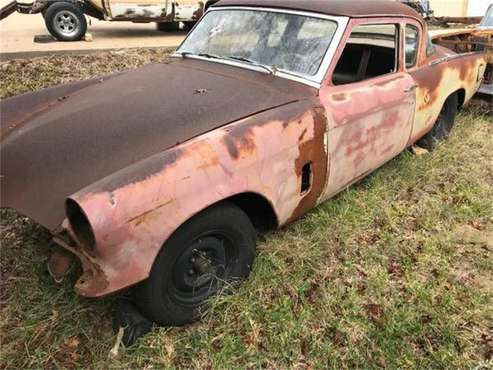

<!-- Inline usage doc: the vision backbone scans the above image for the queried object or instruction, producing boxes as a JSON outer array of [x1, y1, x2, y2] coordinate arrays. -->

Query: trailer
[[0, 0, 217, 41]]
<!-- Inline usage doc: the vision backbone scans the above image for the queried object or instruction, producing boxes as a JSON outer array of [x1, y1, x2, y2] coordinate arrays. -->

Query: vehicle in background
[[430, 3, 493, 96], [400, 0, 434, 19], [0, 0, 218, 41]]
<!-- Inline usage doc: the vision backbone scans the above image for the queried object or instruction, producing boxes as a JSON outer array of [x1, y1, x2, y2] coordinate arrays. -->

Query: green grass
[[1, 50, 492, 369]]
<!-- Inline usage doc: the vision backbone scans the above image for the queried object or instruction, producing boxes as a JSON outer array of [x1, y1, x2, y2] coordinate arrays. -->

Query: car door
[[319, 19, 417, 200]]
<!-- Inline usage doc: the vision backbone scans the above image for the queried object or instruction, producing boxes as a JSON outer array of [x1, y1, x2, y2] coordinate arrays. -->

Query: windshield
[[480, 5, 493, 28], [177, 9, 338, 78]]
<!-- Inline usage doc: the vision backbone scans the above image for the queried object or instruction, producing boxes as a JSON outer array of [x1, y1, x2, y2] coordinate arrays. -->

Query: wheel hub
[[172, 236, 227, 293], [53, 10, 79, 36]]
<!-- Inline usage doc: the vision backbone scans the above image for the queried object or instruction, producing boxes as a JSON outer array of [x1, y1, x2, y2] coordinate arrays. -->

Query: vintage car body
[[0, 1, 487, 300]]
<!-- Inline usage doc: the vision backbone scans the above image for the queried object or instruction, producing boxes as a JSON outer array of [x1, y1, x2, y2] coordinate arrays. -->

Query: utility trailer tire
[[156, 21, 180, 32], [135, 202, 256, 326], [183, 21, 196, 31], [44, 2, 87, 41]]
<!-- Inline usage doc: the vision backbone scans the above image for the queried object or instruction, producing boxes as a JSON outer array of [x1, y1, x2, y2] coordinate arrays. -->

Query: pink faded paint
[[68, 100, 327, 296], [3, 4, 487, 298]]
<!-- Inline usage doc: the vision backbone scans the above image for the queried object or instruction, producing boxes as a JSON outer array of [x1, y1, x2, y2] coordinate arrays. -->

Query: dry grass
[[1, 50, 492, 369]]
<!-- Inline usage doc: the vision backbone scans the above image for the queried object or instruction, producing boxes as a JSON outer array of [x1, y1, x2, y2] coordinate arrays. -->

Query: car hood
[[1, 58, 316, 230]]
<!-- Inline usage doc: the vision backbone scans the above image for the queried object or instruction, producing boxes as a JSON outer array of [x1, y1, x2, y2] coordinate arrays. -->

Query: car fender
[[64, 98, 329, 297]]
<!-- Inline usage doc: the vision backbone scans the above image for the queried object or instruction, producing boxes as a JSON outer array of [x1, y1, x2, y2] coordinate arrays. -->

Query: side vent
[[301, 162, 312, 193]]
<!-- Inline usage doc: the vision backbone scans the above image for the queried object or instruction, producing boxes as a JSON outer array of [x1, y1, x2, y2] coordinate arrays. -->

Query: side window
[[332, 24, 398, 85], [405, 24, 419, 68]]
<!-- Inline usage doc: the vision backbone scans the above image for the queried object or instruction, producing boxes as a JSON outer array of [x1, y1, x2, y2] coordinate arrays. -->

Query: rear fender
[[409, 51, 487, 144]]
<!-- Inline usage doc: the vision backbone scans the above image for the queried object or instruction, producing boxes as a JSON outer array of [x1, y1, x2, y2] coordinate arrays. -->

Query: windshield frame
[[173, 6, 349, 88]]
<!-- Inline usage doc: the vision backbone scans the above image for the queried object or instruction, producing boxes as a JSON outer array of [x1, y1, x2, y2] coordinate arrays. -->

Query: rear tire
[[44, 2, 87, 41], [416, 92, 458, 151], [135, 202, 256, 326], [156, 21, 180, 32]]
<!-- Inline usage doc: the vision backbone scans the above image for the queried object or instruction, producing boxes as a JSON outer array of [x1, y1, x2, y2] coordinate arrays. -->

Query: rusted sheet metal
[[64, 99, 326, 296], [429, 28, 492, 97], [408, 48, 486, 144], [320, 73, 416, 199], [0, 59, 315, 232], [431, 28, 493, 54], [434, 16, 483, 25], [318, 17, 417, 200], [214, 0, 423, 23]]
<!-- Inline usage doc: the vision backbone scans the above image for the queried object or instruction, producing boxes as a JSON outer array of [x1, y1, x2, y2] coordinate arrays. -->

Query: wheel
[[183, 21, 196, 31], [156, 21, 180, 32], [44, 2, 87, 41], [135, 202, 256, 326], [416, 92, 458, 150]]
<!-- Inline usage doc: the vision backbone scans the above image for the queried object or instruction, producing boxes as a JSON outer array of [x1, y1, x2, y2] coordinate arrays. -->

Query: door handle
[[404, 84, 417, 93]]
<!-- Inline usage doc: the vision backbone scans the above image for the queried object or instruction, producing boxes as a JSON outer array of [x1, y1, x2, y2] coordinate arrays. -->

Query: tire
[[183, 21, 196, 32], [44, 2, 87, 41], [156, 21, 180, 32], [416, 92, 458, 151], [135, 202, 257, 326]]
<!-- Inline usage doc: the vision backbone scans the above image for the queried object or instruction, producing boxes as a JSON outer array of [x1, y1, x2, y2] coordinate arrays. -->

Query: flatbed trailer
[[0, 0, 216, 41]]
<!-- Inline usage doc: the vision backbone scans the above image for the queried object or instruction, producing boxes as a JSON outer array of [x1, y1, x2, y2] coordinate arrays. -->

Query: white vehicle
[[0, 0, 217, 41]]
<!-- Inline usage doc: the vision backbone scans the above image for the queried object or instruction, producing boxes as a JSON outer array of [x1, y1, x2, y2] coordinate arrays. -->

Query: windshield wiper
[[179, 51, 222, 59], [179, 52, 276, 75], [227, 55, 276, 75]]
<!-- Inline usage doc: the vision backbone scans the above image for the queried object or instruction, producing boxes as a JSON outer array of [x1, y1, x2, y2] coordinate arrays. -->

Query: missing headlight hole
[[65, 199, 96, 248]]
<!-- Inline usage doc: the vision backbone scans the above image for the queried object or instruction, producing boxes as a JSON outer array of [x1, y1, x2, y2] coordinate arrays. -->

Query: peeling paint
[[0, 2, 488, 298]]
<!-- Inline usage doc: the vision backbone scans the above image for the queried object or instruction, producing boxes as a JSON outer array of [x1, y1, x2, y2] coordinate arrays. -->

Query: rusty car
[[0, 0, 488, 326], [0, 0, 216, 41]]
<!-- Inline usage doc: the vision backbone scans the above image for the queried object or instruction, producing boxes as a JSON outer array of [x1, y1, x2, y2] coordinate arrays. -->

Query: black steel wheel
[[44, 2, 87, 41], [135, 202, 256, 326], [416, 92, 458, 150]]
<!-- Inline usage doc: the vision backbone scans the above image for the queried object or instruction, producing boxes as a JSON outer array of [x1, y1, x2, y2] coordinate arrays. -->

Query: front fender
[[65, 99, 328, 296]]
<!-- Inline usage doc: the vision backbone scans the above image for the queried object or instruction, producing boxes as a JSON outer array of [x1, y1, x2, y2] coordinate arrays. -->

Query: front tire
[[416, 93, 458, 150], [44, 2, 87, 41], [135, 202, 256, 326]]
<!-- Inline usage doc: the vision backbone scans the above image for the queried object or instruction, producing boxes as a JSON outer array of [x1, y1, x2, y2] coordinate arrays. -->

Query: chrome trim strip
[[172, 6, 349, 89]]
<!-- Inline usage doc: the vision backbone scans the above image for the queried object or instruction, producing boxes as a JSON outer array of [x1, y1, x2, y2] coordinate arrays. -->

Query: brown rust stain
[[411, 64, 444, 111], [223, 125, 256, 160], [96, 147, 184, 193], [298, 128, 308, 142], [332, 93, 347, 102], [129, 198, 174, 226], [53, 235, 110, 296], [287, 107, 328, 223], [345, 110, 399, 157]]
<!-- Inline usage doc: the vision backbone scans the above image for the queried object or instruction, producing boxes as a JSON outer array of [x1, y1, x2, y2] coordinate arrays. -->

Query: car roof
[[212, 0, 423, 22]]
